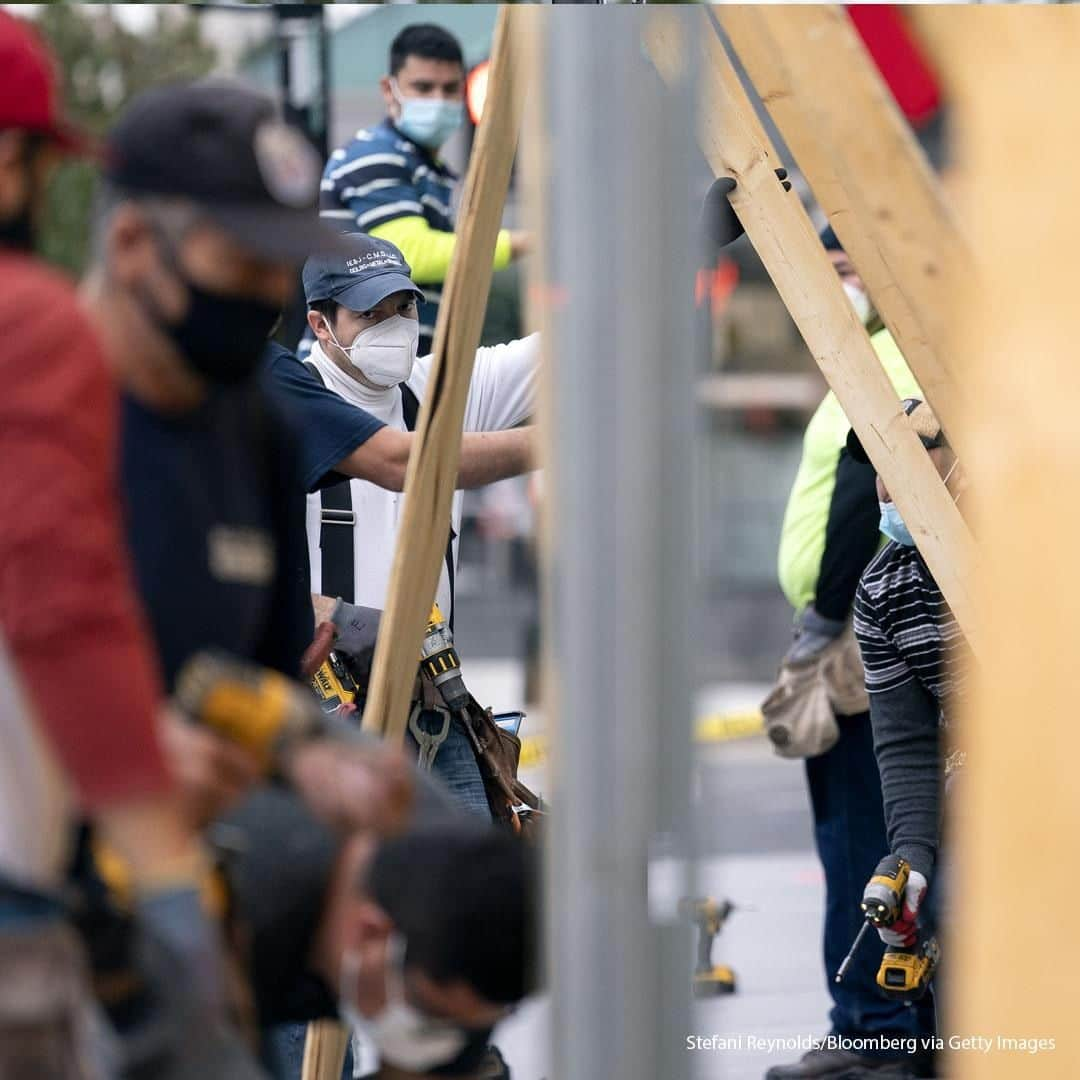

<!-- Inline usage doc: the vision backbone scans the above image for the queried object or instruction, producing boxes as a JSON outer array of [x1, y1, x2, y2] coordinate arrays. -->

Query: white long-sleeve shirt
[[304, 334, 539, 622]]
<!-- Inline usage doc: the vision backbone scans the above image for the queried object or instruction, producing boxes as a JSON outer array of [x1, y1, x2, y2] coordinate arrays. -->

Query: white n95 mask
[[335, 315, 419, 389], [338, 939, 469, 1072], [842, 281, 874, 327]]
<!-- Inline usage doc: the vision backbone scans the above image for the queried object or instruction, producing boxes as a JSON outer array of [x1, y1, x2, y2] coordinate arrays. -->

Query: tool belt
[[311, 650, 544, 837], [452, 689, 543, 839], [398, 674, 544, 838]]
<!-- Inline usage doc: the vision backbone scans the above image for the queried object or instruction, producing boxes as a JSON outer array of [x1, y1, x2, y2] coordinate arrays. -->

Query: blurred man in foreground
[[218, 782, 538, 1079], [0, 14, 230, 1074]]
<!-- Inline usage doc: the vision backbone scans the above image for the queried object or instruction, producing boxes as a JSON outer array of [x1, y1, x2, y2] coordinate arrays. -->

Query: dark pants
[[805, 712, 936, 1051]]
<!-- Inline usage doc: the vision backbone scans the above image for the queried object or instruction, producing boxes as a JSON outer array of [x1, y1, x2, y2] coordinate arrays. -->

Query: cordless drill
[[679, 897, 737, 997], [836, 855, 939, 1003], [419, 602, 470, 711], [174, 650, 331, 773], [310, 602, 468, 714]]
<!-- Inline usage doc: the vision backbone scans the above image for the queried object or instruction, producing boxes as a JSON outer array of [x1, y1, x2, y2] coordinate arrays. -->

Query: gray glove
[[784, 607, 845, 665], [330, 599, 382, 685], [134, 887, 223, 1016]]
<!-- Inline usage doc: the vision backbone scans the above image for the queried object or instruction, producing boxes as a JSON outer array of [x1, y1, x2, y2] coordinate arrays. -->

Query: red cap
[[0, 10, 89, 153]]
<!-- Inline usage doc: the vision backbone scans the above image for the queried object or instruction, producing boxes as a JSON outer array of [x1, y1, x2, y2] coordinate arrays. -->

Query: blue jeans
[[805, 712, 936, 1052], [406, 709, 491, 821], [262, 1022, 355, 1079]]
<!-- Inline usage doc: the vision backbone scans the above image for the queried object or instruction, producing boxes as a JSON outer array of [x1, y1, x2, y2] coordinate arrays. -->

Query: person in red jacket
[[0, 12, 250, 1075]]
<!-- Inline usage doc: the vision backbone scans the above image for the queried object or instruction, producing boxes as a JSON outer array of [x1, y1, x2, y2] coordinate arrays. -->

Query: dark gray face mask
[[143, 231, 281, 386], [0, 202, 35, 254]]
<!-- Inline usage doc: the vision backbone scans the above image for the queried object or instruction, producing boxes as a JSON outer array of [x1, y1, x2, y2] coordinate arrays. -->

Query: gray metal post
[[543, 9, 698, 1078]]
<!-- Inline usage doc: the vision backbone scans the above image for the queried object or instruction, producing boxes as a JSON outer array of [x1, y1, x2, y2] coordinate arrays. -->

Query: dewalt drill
[[836, 855, 939, 1004], [679, 897, 737, 997], [309, 601, 465, 714], [175, 650, 333, 773]]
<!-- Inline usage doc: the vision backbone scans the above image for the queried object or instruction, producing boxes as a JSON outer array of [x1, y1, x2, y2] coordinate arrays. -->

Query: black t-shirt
[[260, 341, 385, 493], [120, 382, 313, 688]]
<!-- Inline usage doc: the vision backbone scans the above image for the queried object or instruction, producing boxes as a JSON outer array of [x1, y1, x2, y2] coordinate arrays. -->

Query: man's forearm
[[457, 426, 534, 488], [868, 678, 943, 879], [337, 425, 534, 493]]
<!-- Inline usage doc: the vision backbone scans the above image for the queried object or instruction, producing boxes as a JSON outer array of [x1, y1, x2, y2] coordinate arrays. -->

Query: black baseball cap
[[846, 397, 947, 465], [303, 233, 424, 311], [105, 79, 350, 261]]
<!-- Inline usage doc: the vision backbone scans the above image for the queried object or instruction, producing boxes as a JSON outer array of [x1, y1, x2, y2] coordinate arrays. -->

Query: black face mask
[[0, 205, 35, 254], [147, 234, 282, 386]]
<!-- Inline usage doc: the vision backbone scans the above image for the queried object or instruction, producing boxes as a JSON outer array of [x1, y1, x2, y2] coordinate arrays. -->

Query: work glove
[[330, 599, 382, 680], [134, 882, 225, 1015], [784, 606, 846, 665], [877, 868, 928, 949], [702, 168, 792, 251]]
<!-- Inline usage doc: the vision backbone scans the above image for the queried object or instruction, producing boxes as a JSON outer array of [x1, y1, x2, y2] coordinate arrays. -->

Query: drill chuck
[[860, 855, 910, 928], [420, 604, 470, 712]]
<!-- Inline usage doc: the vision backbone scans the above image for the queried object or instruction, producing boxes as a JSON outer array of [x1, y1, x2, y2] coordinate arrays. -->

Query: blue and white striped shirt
[[318, 119, 456, 344]]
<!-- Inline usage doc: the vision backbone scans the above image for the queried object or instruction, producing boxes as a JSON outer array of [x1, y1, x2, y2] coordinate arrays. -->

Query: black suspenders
[[305, 364, 457, 629], [305, 361, 356, 600]]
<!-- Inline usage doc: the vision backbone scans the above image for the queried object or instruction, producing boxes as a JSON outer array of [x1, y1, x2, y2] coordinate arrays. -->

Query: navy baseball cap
[[106, 79, 351, 260], [302, 233, 425, 311]]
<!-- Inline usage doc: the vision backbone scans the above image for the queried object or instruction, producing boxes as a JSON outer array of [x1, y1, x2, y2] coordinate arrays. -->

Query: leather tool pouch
[[455, 692, 544, 840]]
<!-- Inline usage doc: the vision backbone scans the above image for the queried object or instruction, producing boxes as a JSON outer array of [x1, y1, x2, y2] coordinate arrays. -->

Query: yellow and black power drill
[[836, 854, 939, 1003], [175, 650, 334, 773], [679, 897, 737, 997], [309, 602, 465, 715]]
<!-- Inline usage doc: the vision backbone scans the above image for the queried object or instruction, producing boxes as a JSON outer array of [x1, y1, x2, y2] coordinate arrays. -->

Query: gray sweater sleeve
[[868, 677, 942, 880]]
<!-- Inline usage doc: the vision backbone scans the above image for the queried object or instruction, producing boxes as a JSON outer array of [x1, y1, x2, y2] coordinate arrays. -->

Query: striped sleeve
[[320, 149, 424, 232], [853, 576, 914, 694]]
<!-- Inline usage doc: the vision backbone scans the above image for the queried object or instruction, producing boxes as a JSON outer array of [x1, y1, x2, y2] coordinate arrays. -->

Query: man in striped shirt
[[850, 399, 969, 964], [317, 23, 530, 354]]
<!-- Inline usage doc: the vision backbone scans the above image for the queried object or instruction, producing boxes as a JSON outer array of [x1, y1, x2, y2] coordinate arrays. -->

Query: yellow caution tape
[[517, 708, 765, 769], [693, 708, 765, 743]]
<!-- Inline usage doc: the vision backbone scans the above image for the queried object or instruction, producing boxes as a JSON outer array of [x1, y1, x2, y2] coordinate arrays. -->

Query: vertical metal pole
[[544, 9, 697, 1079]]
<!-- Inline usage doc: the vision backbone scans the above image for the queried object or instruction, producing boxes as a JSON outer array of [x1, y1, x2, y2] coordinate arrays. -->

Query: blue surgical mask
[[879, 501, 915, 547], [392, 81, 463, 150]]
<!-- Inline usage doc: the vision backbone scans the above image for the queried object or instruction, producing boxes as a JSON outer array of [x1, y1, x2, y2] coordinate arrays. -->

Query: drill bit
[[835, 921, 872, 983]]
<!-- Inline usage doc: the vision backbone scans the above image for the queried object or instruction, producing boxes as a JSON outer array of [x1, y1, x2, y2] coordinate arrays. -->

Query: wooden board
[[719, 5, 970, 451], [645, 10, 981, 653], [906, 9, 1080, 1076], [303, 10, 530, 1079], [360, 6, 529, 744], [301, 1019, 351, 1080]]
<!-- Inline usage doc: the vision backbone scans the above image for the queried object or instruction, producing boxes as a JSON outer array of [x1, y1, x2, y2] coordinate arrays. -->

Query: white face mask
[[842, 280, 874, 327], [328, 314, 419, 389], [338, 937, 469, 1072]]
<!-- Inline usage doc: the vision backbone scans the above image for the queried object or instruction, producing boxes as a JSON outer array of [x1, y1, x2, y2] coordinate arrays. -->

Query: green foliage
[[30, 6, 217, 275]]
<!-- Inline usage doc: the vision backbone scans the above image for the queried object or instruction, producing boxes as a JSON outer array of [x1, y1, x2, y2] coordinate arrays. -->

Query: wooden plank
[[301, 1020, 351, 1080], [359, 6, 529, 743], [906, 9, 1080, 1077], [303, 11, 530, 1078], [719, 5, 970, 451], [644, 10, 981, 653]]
